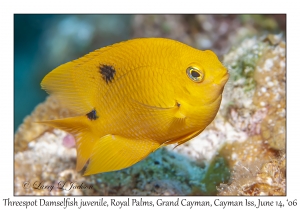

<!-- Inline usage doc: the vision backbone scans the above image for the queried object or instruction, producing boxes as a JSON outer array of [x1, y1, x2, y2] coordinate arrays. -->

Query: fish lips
[[216, 72, 229, 86]]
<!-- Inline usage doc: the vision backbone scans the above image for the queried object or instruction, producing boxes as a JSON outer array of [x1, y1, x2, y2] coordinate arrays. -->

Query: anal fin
[[84, 135, 161, 175]]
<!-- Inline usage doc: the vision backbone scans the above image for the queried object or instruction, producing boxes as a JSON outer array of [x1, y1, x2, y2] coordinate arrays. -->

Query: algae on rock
[[217, 34, 286, 195]]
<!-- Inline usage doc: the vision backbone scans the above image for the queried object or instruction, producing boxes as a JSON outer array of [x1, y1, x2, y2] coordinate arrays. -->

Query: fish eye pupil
[[191, 70, 200, 78], [186, 66, 204, 83]]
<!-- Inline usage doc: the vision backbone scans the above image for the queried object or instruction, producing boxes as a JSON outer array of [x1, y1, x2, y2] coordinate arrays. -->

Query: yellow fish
[[41, 38, 229, 175]]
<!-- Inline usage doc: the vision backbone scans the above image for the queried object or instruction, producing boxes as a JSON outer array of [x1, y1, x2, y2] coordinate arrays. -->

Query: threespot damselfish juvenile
[[40, 38, 229, 175]]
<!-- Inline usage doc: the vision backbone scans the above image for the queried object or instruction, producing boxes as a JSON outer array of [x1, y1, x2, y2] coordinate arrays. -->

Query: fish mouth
[[216, 71, 229, 85]]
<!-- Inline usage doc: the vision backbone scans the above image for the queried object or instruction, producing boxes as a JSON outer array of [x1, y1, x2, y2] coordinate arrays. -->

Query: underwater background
[[14, 14, 286, 195]]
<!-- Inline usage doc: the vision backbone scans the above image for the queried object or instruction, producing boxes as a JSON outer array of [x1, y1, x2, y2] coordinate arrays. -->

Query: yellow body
[[41, 38, 229, 175]]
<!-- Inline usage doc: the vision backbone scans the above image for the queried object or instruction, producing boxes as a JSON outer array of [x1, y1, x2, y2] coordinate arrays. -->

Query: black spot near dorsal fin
[[99, 64, 116, 84], [86, 109, 98, 120]]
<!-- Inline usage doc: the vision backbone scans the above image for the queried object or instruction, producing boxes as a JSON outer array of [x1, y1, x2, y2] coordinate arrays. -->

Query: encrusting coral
[[217, 34, 286, 195]]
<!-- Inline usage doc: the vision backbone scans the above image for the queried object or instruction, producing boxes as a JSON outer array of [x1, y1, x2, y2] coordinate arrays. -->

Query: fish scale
[[40, 38, 229, 175]]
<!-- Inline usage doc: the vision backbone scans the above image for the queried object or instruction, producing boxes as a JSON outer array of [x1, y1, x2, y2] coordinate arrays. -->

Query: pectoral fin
[[84, 135, 161, 175]]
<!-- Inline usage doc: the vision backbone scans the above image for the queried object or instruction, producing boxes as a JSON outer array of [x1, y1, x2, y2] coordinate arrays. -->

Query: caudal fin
[[39, 116, 97, 171]]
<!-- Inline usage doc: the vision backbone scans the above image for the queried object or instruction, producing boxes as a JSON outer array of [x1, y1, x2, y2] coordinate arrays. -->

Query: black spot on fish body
[[99, 64, 116, 83], [86, 109, 98, 120]]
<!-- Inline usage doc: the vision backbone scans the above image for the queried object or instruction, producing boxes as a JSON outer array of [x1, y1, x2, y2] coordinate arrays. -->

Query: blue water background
[[14, 14, 132, 131]]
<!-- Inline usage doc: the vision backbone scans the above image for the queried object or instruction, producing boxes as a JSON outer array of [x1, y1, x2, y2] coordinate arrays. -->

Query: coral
[[253, 38, 286, 150], [217, 35, 286, 195], [218, 152, 286, 195]]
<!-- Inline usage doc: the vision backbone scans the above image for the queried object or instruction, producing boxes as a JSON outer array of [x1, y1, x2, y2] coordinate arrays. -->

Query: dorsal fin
[[41, 51, 107, 115]]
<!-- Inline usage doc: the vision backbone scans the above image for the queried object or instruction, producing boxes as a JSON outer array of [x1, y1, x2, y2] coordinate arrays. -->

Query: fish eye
[[186, 66, 204, 83]]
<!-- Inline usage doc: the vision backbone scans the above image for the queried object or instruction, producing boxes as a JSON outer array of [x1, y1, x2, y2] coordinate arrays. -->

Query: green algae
[[224, 37, 268, 93], [94, 147, 232, 195], [94, 148, 207, 195], [198, 155, 231, 195]]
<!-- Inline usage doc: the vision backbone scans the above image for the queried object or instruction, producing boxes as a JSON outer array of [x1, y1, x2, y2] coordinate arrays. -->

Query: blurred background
[[14, 14, 286, 132]]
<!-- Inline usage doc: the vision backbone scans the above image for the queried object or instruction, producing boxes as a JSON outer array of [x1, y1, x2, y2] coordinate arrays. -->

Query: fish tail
[[38, 116, 97, 172]]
